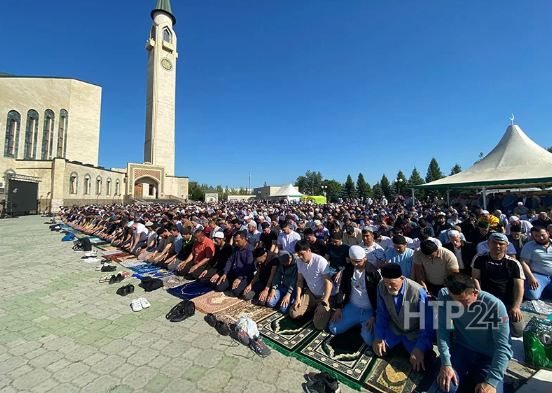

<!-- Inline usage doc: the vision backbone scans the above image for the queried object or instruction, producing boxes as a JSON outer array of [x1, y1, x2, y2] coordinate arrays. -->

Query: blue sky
[[2, 0, 551, 189]]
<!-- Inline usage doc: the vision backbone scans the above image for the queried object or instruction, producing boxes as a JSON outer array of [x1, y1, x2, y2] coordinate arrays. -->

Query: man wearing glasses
[[471, 233, 524, 337], [432, 273, 512, 393]]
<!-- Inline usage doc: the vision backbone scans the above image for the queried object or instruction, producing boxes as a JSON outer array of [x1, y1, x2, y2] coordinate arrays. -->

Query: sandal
[[99, 276, 110, 283]]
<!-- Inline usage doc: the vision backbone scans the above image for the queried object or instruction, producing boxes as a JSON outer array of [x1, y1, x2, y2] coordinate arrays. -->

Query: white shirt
[[350, 269, 373, 310], [246, 230, 261, 246], [277, 230, 301, 254], [409, 237, 442, 250], [297, 253, 331, 297], [377, 236, 394, 251], [359, 243, 386, 267], [135, 223, 148, 242]]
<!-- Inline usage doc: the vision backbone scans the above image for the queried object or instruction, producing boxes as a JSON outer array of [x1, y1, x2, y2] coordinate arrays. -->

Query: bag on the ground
[[236, 313, 259, 340], [139, 276, 164, 292], [72, 237, 92, 251], [61, 233, 75, 241], [523, 316, 552, 369]]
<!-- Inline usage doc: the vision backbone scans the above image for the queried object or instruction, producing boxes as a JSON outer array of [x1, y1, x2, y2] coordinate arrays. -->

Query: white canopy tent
[[268, 183, 304, 201], [419, 124, 552, 209]]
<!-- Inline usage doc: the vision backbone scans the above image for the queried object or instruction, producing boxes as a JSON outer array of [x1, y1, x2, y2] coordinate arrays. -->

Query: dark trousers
[[215, 271, 249, 297], [242, 280, 268, 304], [426, 282, 444, 298], [174, 262, 207, 280], [198, 268, 220, 285]]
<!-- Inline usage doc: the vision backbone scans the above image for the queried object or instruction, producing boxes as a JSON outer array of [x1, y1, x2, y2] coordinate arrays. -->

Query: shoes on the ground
[[109, 274, 123, 285], [84, 258, 102, 264], [99, 276, 110, 283], [116, 284, 135, 296], [229, 323, 250, 346], [167, 300, 195, 322], [215, 321, 230, 336], [306, 372, 340, 393], [249, 336, 271, 358], [204, 313, 218, 327], [101, 265, 116, 272], [139, 298, 150, 309], [131, 299, 142, 312]]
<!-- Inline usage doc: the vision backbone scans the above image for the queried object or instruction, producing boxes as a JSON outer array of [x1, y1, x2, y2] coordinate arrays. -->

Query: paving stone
[[110, 362, 137, 380], [0, 356, 28, 374], [127, 348, 159, 367], [161, 378, 197, 393], [147, 355, 172, 370], [52, 362, 90, 383], [12, 367, 52, 390], [144, 374, 172, 393], [121, 365, 158, 389], [109, 385, 134, 393], [181, 364, 208, 383], [194, 349, 225, 368], [72, 370, 101, 388], [256, 366, 280, 384], [29, 350, 65, 368], [94, 354, 127, 375], [275, 370, 308, 392], [197, 370, 232, 393], [52, 382, 80, 393], [82, 352, 108, 366], [80, 375, 120, 393], [46, 358, 72, 373], [9, 340, 42, 356], [64, 345, 98, 362]]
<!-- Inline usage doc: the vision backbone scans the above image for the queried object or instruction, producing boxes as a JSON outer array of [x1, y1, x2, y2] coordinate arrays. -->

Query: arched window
[[69, 172, 78, 194], [57, 109, 68, 158], [25, 110, 39, 159], [115, 179, 120, 196], [163, 28, 172, 43], [4, 110, 21, 158], [106, 178, 112, 195], [96, 175, 102, 196], [84, 174, 91, 195], [41, 110, 55, 160]]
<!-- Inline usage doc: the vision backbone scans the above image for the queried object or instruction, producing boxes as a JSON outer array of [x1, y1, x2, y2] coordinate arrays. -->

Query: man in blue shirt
[[216, 232, 255, 297], [384, 235, 415, 279], [520, 225, 552, 300], [373, 264, 435, 373], [432, 273, 512, 393]]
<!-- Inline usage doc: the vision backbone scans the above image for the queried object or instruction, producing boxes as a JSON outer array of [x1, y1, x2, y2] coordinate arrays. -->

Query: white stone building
[[0, 0, 188, 213]]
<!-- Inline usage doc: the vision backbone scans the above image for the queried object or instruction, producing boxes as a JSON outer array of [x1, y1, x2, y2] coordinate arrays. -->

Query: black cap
[[381, 264, 402, 279], [392, 235, 407, 245]]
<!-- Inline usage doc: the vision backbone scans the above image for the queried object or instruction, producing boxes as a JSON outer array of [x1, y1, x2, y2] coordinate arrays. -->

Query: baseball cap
[[489, 233, 508, 243]]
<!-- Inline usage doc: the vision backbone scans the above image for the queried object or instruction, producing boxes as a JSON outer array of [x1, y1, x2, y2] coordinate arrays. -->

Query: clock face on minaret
[[161, 58, 173, 71]]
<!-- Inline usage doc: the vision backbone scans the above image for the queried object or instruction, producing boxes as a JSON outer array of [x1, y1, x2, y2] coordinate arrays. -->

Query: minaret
[[144, 0, 177, 175]]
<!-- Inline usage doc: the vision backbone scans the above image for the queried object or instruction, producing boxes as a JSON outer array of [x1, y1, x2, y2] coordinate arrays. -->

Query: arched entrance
[[134, 176, 159, 199]]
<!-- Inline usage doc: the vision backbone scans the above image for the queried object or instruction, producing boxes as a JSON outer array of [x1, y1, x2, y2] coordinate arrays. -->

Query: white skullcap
[[481, 210, 489, 215], [349, 245, 366, 260], [509, 216, 520, 222], [448, 230, 460, 237], [248, 221, 257, 227]]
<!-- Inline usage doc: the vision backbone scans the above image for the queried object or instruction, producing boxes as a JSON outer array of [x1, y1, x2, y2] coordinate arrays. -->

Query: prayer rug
[[167, 282, 213, 301], [112, 255, 138, 263], [162, 275, 193, 289], [100, 250, 125, 256], [214, 301, 276, 324], [258, 313, 318, 356], [127, 264, 161, 275], [296, 325, 374, 390], [99, 245, 119, 251], [120, 260, 147, 268], [365, 353, 424, 393], [521, 300, 552, 315], [88, 237, 103, 244], [192, 291, 242, 314], [133, 269, 173, 280]]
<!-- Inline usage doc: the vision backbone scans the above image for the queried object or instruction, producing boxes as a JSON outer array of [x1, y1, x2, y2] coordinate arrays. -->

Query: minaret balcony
[[146, 39, 156, 51], [162, 40, 175, 53]]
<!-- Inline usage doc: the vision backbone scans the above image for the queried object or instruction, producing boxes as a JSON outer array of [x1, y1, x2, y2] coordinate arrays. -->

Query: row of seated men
[[63, 214, 552, 393]]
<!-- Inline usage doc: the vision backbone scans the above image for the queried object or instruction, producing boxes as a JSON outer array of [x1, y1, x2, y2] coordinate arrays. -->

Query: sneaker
[[139, 298, 150, 309], [229, 324, 250, 346], [84, 258, 102, 264], [84, 251, 98, 257], [305, 380, 326, 393], [131, 299, 142, 312], [249, 336, 271, 358], [306, 372, 340, 393]]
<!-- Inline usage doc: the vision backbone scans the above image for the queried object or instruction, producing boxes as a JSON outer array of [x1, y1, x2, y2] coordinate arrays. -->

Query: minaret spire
[[151, 0, 176, 25]]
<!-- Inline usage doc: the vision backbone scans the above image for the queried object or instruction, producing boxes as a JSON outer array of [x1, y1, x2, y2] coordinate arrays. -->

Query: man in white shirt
[[359, 227, 386, 268], [329, 246, 382, 345], [290, 240, 334, 330], [277, 222, 301, 254], [129, 221, 149, 254], [246, 221, 261, 248]]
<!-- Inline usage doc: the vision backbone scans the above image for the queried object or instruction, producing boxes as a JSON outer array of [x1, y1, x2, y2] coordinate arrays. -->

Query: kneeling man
[[373, 264, 435, 372], [329, 245, 382, 345], [432, 273, 512, 393]]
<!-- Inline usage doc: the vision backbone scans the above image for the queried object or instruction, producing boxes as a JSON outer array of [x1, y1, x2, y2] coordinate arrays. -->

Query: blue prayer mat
[[167, 282, 213, 300]]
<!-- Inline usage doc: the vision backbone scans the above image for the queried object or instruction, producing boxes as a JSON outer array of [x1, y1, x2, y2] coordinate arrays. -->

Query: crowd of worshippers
[[60, 192, 552, 393]]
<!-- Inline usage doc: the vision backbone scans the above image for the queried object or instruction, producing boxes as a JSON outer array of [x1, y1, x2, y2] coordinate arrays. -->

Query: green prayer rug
[[258, 313, 318, 356], [296, 325, 374, 390], [365, 353, 424, 393]]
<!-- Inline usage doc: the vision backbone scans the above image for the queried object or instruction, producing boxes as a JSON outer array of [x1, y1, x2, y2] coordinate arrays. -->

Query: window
[[57, 109, 68, 158], [96, 176, 102, 196], [4, 110, 21, 157], [115, 179, 120, 196], [69, 172, 78, 194], [106, 178, 112, 195], [42, 110, 55, 160], [84, 174, 91, 195], [25, 110, 39, 159], [163, 28, 172, 43]]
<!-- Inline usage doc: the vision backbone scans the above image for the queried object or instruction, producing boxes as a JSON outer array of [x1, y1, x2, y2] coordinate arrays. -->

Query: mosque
[[0, 0, 188, 213]]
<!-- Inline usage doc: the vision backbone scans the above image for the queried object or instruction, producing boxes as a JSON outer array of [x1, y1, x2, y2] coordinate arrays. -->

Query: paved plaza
[[0, 216, 361, 393]]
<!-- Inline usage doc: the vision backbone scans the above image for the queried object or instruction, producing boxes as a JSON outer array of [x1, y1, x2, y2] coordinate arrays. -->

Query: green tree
[[223, 186, 230, 199], [295, 170, 323, 195], [356, 173, 372, 198], [380, 174, 391, 198], [342, 174, 357, 199], [373, 182, 383, 200], [263, 181, 267, 186], [475, 152, 485, 164], [408, 167, 425, 200], [425, 158, 444, 183], [238, 187, 246, 195], [216, 185, 224, 200], [450, 164, 462, 176], [395, 170, 407, 196], [322, 179, 342, 202], [547, 146, 552, 153], [188, 181, 205, 201]]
